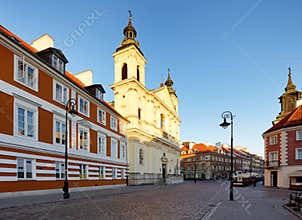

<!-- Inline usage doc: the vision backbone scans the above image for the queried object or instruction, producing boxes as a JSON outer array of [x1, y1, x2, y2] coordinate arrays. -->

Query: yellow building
[[111, 14, 182, 185]]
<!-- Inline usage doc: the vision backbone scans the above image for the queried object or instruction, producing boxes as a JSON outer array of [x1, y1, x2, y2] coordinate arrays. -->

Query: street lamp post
[[63, 98, 78, 199], [194, 150, 197, 184], [219, 111, 234, 201]]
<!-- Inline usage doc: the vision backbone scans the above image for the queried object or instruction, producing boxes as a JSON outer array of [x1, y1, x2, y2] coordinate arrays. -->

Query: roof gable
[[264, 105, 302, 134], [152, 86, 176, 113]]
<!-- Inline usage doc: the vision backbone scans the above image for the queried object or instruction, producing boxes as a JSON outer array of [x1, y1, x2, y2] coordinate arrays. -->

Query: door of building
[[162, 164, 166, 182], [270, 171, 278, 187]]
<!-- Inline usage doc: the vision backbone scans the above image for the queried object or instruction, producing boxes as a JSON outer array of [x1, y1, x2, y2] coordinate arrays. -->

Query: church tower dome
[[273, 67, 302, 124], [116, 10, 141, 53], [165, 68, 177, 96]]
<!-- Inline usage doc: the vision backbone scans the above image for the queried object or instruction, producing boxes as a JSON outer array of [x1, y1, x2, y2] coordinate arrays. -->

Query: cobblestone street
[[0, 181, 298, 220]]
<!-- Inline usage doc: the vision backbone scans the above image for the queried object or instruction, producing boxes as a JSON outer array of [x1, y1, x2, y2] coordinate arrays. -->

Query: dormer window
[[52, 54, 64, 73], [36, 47, 68, 75], [96, 89, 104, 101]]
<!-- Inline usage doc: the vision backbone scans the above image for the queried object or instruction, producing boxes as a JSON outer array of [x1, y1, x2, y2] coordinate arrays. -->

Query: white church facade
[[111, 14, 182, 185]]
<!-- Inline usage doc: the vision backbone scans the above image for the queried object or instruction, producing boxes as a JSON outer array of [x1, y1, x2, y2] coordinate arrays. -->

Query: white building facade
[[111, 15, 182, 185]]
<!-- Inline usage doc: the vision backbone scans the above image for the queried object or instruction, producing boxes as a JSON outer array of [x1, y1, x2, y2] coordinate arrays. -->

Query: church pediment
[[152, 86, 177, 113]]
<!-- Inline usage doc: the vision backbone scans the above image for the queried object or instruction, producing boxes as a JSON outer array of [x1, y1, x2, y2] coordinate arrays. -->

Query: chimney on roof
[[31, 34, 54, 52], [296, 99, 302, 108], [74, 70, 93, 87]]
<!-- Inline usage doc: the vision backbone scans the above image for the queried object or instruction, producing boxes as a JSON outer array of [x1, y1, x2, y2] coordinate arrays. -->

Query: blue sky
[[2, 0, 302, 156]]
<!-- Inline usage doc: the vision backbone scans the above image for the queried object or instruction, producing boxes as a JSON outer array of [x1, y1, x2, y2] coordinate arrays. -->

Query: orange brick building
[[263, 69, 302, 189], [0, 25, 128, 192]]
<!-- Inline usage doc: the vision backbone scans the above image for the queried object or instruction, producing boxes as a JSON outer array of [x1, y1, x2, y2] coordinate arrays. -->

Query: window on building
[[79, 127, 89, 150], [14, 55, 38, 90], [296, 177, 302, 183], [137, 66, 140, 82], [296, 148, 302, 160], [55, 119, 66, 145], [122, 63, 128, 80], [79, 164, 88, 179], [99, 166, 105, 179], [111, 138, 118, 158], [119, 121, 125, 135], [121, 169, 125, 179], [54, 81, 68, 104], [55, 162, 65, 179], [112, 167, 117, 179], [121, 142, 126, 160], [269, 135, 278, 145], [98, 109, 106, 125], [296, 131, 302, 141], [98, 133, 106, 156], [16, 105, 36, 139], [138, 108, 141, 120], [110, 116, 117, 131], [139, 149, 144, 165], [160, 114, 165, 129], [17, 158, 34, 179], [95, 89, 104, 101], [269, 151, 278, 163], [78, 96, 89, 116], [52, 54, 64, 73]]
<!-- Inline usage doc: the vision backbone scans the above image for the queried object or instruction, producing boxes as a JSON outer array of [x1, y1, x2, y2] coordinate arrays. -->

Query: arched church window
[[122, 63, 128, 80], [137, 66, 140, 82]]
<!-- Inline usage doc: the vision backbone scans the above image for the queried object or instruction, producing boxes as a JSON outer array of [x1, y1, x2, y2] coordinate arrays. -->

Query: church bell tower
[[112, 11, 147, 86], [274, 67, 302, 124]]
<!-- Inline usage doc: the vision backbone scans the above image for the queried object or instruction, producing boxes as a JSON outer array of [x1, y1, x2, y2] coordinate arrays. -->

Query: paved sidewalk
[[0, 181, 298, 220]]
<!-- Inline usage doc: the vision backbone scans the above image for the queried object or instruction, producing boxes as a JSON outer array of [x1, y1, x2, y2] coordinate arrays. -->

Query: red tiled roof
[[192, 144, 217, 152], [181, 146, 189, 151], [0, 25, 83, 87], [65, 71, 85, 87], [264, 105, 302, 134], [0, 25, 37, 53]]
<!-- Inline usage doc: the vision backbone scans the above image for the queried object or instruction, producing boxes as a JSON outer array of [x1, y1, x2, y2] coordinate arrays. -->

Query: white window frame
[[120, 141, 126, 161], [79, 164, 88, 179], [96, 89, 103, 101], [55, 162, 65, 179], [110, 116, 117, 131], [52, 54, 64, 73], [97, 108, 106, 125], [99, 166, 105, 179], [111, 138, 118, 159], [17, 158, 35, 180], [269, 151, 278, 161], [78, 125, 90, 151], [269, 135, 278, 145], [296, 131, 302, 141], [119, 121, 126, 135], [121, 169, 126, 179], [296, 148, 302, 160], [14, 98, 38, 141], [53, 115, 69, 147], [112, 167, 117, 179], [78, 95, 90, 117], [53, 80, 69, 105], [14, 55, 38, 91], [97, 133, 107, 156]]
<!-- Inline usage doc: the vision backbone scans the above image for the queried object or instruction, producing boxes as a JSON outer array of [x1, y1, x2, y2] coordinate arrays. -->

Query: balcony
[[266, 160, 279, 168]]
